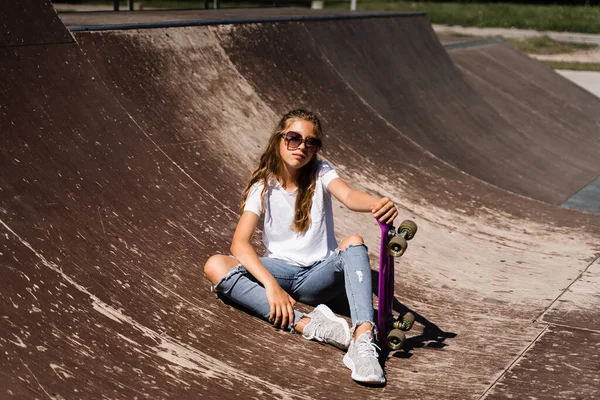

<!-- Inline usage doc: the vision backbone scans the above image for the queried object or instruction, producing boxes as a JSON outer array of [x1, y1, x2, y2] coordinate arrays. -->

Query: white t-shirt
[[244, 160, 340, 267]]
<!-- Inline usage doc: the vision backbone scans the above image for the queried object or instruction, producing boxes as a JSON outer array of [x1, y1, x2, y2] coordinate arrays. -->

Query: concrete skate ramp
[[2, 4, 600, 400], [447, 42, 600, 208]]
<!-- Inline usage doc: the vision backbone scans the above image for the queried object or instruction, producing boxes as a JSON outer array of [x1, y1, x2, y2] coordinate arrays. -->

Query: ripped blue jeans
[[215, 244, 375, 332]]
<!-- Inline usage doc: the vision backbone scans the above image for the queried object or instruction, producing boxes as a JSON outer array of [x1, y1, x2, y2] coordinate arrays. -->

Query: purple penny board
[[376, 220, 396, 343], [375, 218, 417, 349]]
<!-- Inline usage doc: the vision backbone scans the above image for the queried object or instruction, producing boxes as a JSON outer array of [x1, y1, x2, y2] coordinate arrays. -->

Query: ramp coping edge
[[66, 11, 426, 31]]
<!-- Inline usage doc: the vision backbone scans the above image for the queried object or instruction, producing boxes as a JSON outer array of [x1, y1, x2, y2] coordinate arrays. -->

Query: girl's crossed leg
[[204, 252, 305, 327], [203, 234, 375, 339]]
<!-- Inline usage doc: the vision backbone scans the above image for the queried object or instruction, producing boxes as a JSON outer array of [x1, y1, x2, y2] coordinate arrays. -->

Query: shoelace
[[357, 335, 381, 358]]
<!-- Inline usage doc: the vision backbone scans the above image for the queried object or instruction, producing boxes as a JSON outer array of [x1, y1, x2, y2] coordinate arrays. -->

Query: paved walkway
[[556, 70, 600, 98]]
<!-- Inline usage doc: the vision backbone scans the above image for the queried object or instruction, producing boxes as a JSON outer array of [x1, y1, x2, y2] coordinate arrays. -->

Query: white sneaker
[[302, 304, 351, 350], [343, 331, 385, 384]]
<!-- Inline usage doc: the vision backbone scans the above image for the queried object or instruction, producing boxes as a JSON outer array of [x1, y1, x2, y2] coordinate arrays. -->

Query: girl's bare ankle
[[294, 316, 311, 334], [353, 322, 373, 341]]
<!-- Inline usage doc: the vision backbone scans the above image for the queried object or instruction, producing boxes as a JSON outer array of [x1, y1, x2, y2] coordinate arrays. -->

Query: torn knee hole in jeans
[[335, 242, 368, 254]]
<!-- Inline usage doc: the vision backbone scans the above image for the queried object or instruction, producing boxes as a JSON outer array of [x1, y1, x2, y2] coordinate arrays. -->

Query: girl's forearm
[[344, 189, 379, 212], [230, 241, 278, 288]]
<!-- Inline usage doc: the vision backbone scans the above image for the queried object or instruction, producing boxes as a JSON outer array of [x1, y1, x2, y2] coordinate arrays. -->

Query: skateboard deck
[[376, 219, 417, 350]]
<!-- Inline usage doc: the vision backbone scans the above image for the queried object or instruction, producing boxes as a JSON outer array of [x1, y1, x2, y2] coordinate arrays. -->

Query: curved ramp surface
[[2, 4, 600, 399], [447, 42, 600, 206]]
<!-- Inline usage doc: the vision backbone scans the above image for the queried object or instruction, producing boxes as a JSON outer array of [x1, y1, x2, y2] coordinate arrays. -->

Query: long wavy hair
[[240, 109, 323, 234]]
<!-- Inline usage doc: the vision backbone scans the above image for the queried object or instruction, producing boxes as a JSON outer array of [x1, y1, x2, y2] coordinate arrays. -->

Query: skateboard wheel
[[386, 329, 406, 350], [387, 236, 407, 257], [398, 220, 417, 240], [392, 312, 415, 331]]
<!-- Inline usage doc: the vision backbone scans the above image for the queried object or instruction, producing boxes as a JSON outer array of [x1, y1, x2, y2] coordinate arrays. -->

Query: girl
[[204, 109, 398, 384]]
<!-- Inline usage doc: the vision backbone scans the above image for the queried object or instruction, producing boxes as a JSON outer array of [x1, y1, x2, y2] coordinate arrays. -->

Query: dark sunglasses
[[281, 131, 322, 151]]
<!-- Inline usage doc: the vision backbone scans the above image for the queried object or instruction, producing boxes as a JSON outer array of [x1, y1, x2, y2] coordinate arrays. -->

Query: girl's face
[[279, 119, 320, 171]]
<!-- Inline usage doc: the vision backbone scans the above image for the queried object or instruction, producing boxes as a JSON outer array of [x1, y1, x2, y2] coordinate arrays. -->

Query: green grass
[[540, 61, 600, 71], [504, 36, 597, 55], [329, 1, 600, 34]]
